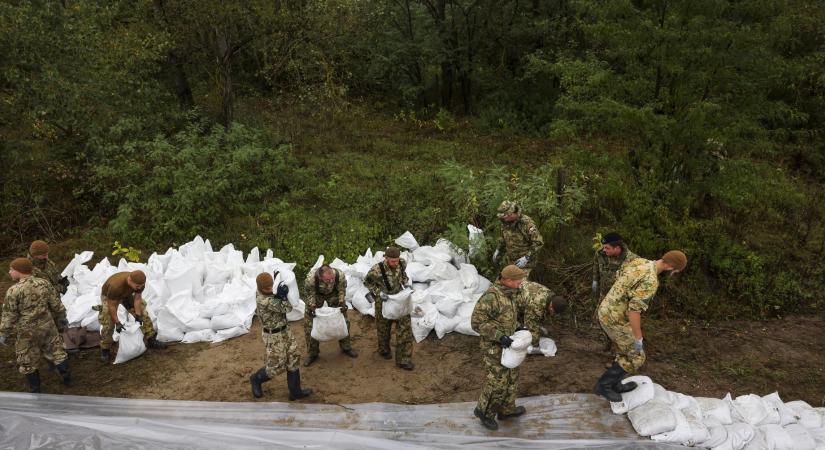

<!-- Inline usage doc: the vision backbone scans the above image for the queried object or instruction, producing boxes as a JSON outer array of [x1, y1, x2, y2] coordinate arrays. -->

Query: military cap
[[496, 200, 520, 218], [601, 232, 623, 245], [500, 264, 527, 280], [29, 240, 50, 257], [385, 247, 401, 258], [11, 257, 33, 274], [256, 272, 274, 291], [662, 250, 687, 272]]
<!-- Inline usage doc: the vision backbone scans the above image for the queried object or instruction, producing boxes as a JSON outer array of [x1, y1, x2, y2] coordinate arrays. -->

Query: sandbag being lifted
[[311, 304, 349, 341]]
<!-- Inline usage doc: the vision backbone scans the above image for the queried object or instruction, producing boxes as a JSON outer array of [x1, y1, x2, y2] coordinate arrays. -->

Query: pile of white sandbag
[[611, 376, 825, 449], [311, 228, 493, 342], [59, 236, 307, 346]]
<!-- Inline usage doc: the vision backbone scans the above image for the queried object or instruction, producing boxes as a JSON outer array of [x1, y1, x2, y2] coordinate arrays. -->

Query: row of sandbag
[[611, 375, 825, 449], [58, 237, 308, 348]]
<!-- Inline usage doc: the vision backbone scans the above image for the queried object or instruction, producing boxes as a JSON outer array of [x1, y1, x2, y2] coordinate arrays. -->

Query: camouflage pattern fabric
[[1, 276, 68, 374], [364, 260, 412, 364], [256, 291, 300, 377], [471, 282, 521, 419], [303, 268, 352, 357], [597, 258, 659, 373], [592, 247, 638, 299], [97, 297, 156, 351], [516, 281, 554, 347], [29, 255, 64, 294], [496, 214, 543, 275]]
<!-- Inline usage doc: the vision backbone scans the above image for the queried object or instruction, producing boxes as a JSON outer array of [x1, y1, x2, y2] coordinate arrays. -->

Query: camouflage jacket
[[517, 280, 554, 346], [1, 276, 66, 335], [304, 268, 347, 313], [471, 282, 520, 350], [496, 214, 544, 266], [364, 259, 409, 297], [597, 258, 659, 329], [593, 247, 638, 298], [256, 290, 292, 330]]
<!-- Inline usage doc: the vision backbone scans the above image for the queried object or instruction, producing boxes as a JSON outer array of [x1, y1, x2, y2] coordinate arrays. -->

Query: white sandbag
[[395, 231, 420, 250], [329, 258, 348, 271], [410, 291, 433, 318], [783, 423, 816, 450], [732, 394, 772, 426], [112, 307, 146, 364], [786, 401, 823, 429], [751, 424, 794, 450], [61, 251, 94, 278], [429, 279, 464, 318], [467, 224, 484, 259], [457, 264, 479, 291], [212, 326, 248, 343], [609, 375, 655, 414], [181, 329, 217, 343], [286, 300, 306, 321], [474, 275, 492, 294], [628, 401, 678, 437], [406, 261, 431, 283], [526, 337, 557, 357], [411, 245, 451, 265], [453, 316, 479, 336], [184, 317, 211, 332], [698, 394, 735, 425], [713, 423, 756, 450], [456, 300, 476, 318], [382, 288, 413, 320], [412, 282, 429, 291], [651, 408, 693, 445], [412, 308, 437, 342], [510, 329, 532, 350], [350, 287, 374, 317], [165, 290, 200, 325], [211, 313, 244, 331], [434, 313, 462, 339], [434, 238, 468, 266], [155, 307, 185, 342], [762, 392, 798, 426], [81, 314, 100, 332], [205, 263, 232, 285], [66, 293, 100, 324], [426, 260, 460, 281], [670, 392, 699, 411], [500, 330, 532, 368], [699, 419, 730, 448], [311, 305, 349, 341]]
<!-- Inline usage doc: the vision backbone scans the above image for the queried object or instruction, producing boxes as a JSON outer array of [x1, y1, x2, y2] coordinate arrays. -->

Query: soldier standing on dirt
[[492, 201, 544, 279], [0, 258, 71, 392], [592, 232, 638, 351], [471, 265, 528, 431], [517, 280, 567, 348], [97, 270, 165, 362], [594, 250, 687, 402], [249, 272, 312, 400], [364, 246, 414, 370], [302, 264, 358, 367]]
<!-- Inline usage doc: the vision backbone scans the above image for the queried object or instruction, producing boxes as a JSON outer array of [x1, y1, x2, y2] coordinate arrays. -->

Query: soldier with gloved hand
[[97, 270, 165, 362], [364, 247, 414, 370], [302, 264, 357, 367], [492, 201, 543, 279]]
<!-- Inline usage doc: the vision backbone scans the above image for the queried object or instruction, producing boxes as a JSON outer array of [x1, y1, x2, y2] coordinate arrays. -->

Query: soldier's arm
[[133, 295, 145, 317], [0, 290, 20, 335], [276, 294, 293, 314], [471, 295, 503, 342], [107, 297, 121, 324], [627, 272, 658, 314], [45, 283, 67, 322], [363, 267, 381, 297], [303, 274, 318, 314], [338, 272, 347, 311], [526, 220, 544, 257]]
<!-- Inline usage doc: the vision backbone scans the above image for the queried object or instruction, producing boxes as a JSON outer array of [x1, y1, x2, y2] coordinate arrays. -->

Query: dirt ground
[[1, 302, 823, 406]]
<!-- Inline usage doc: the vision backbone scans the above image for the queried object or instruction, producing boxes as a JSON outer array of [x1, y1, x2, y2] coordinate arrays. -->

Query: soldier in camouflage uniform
[[492, 201, 544, 279], [302, 264, 358, 367], [364, 246, 414, 370], [517, 281, 567, 348], [249, 272, 312, 400], [471, 265, 528, 431], [0, 258, 71, 392], [28, 240, 69, 295], [97, 270, 165, 362], [594, 250, 687, 402], [592, 232, 638, 351]]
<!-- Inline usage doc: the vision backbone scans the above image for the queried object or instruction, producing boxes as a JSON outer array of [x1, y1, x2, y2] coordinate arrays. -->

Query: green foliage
[[111, 241, 142, 263]]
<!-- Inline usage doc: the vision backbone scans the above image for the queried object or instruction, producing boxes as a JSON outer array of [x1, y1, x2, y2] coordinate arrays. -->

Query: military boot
[[55, 360, 72, 387], [593, 362, 625, 402], [342, 348, 358, 358], [100, 349, 111, 362], [473, 407, 499, 431], [614, 378, 637, 394], [250, 367, 271, 399], [497, 406, 526, 420], [286, 370, 312, 401], [147, 337, 167, 349], [303, 354, 318, 367], [25, 371, 42, 393]]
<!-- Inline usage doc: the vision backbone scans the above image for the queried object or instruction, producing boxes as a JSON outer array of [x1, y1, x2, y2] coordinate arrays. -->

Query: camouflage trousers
[[304, 310, 352, 358], [14, 319, 67, 375], [476, 350, 519, 420], [600, 322, 646, 373], [374, 299, 413, 365], [263, 330, 300, 378], [98, 300, 156, 350]]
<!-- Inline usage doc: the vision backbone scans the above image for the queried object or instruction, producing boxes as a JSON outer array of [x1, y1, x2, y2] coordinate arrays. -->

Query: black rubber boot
[[342, 348, 358, 358], [379, 351, 392, 360], [250, 367, 271, 399], [100, 349, 110, 362], [287, 370, 312, 401], [593, 363, 624, 402], [497, 406, 526, 420], [147, 337, 167, 349], [303, 354, 318, 367], [473, 407, 499, 431], [55, 360, 72, 387], [614, 379, 638, 394], [397, 362, 414, 371], [25, 371, 41, 393]]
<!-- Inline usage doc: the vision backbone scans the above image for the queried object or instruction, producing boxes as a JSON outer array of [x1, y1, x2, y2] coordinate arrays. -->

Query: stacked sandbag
[[59, 236, 307, 348], [610, 377, 824, 450]]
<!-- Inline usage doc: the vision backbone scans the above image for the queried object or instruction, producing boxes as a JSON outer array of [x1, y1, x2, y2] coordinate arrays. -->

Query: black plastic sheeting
[[0, 392, 686, 449]]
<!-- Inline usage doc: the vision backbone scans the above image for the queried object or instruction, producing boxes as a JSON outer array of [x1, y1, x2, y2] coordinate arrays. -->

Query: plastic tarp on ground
[[0, 392, 686, 449]]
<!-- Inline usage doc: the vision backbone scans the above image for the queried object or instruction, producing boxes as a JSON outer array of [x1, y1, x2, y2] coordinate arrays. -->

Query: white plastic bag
[[526, 337, 557, 357], [732, 394, 772, 426], [762, 392, 798, 426], [212, 326, 248, 343], [434, 313, 462, 339], [698, 394, 735, 425], [651, 408, 693, 445], [211, 313, 244, 331], [467, 224, 484, 259], [395, 231, 420, 250], [628, 401, 677, 437], [785, 401, 822, 429], [181, 329, 217, 343], [411, 308, 437, 342], [311, 304, 349, 341], [714, 423, 756, 450], [500, 330, 532, 369], [382, 288, 413, 320], [609, 375, 655, 414], [112, 307, 146, 364], [783, 423, 817, 450]]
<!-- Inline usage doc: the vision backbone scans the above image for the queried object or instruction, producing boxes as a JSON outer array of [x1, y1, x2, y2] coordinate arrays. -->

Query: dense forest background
[[2, 0, 823, 320]]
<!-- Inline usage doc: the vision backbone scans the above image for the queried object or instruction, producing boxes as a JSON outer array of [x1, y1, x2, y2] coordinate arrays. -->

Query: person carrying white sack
[[516, 280, 567, 349], [364, 247, 414, 370], [471, 265, 528, 431], [302, 264, 358, 367]]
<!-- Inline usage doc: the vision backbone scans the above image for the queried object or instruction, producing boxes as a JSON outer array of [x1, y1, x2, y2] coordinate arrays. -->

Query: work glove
[[379, 292, 389, 301], [275, 283, 289, 300], [58, 276, 70, 295], [0, 334, 7, 346], [134, 316, 143, 325], [115, 322, 124, 333], [500, 335, 513, 349], [57, 318, 69, 333], [634, 338, 644, 354], [365, 293, 375, 304], [592, 280, 598, 294], [515, 256, 529, 268], [492, 249, 500, 264]]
